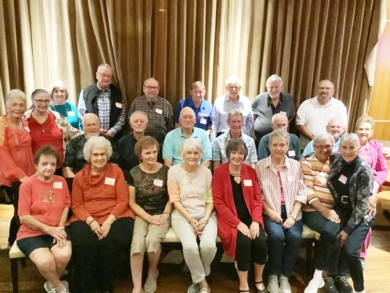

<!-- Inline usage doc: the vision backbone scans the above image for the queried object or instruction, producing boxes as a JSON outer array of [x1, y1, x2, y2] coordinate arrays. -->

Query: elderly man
[[296, 80, 348, 149], [302, 117, 345, 157], [78, 63, 126, 138], [163, 107, 211, 167], [252, 74, 295, 141], [257, 113, 301, 161], [63, 113, 119, 178], [210, 76, 254, 141], [174, 81, 213, 134], [128, 78, 174, 145], [212, 109, 257, 170]]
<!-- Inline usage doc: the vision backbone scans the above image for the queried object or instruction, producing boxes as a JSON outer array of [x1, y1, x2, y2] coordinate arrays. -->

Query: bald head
[[83, 113, 100, 138], [271, 113, 288, 130], [326, 117, 345, 139]]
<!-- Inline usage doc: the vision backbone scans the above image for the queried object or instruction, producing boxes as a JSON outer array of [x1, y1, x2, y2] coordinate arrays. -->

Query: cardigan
[[212, 163, 264, 259], [362, 140, 388, 187]]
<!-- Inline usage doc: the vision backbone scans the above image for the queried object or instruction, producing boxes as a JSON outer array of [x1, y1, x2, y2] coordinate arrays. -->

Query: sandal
[[239, 290, 250, 293], [255, 280, 268, 293]]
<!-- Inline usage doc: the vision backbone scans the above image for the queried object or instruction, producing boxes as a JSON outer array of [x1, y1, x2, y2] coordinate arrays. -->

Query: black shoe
[[334, 276, 353, 293], [322, 277, 339, 293], [384, 209, 390, 222]]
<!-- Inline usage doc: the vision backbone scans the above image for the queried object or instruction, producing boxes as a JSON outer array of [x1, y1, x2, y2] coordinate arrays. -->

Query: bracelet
[[86, 218, 95, 225], [105, 219, 113, 225], [290, 214, 297, 221]]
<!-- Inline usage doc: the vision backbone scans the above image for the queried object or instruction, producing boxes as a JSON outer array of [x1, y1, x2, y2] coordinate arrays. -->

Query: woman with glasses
[[23, 89, 80, 175]]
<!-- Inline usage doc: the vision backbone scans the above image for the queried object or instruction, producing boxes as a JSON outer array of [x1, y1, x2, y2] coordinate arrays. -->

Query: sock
[[313, 269, 323, 281]]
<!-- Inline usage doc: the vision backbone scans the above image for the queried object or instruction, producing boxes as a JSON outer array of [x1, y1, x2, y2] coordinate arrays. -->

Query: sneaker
[[334, 276, 353, 293], [267, 275, 279, 293], [188, 283, 200, 293], [323, 277, 339, 293], [304, 277, 325, 293], [44, 282, 56, 293], [144, 270, 159, 293], [279, 275, 292, 293]]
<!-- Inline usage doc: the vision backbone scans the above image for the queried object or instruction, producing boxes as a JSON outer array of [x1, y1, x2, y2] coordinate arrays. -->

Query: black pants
[[70, 217, 134, 293], [235, 225, 268, 271]]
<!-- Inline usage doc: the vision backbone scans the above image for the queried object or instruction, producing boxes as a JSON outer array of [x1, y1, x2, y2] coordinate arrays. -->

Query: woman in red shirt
[[17, 146, 71, 293]]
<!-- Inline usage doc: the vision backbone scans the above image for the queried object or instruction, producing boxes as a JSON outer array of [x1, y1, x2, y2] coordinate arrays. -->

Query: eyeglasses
[[144, 85, 159, 90], [33, 99, 51, 104], [314, 145, 332, 150], [97, 72, 112, 79]]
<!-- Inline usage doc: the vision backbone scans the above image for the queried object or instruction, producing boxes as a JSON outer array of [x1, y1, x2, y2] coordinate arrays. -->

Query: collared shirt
[[251, 92, 295, 140], [174, 97, 213, 130], [257, 133, 301, 161], [296, 96, 348, 149], [129, 95, 174, 143], [255, 156, 307, 220], [212, 132, 257, 164], [302, 137, 341, 157], [162, 127, 212, 165], [210, 94, 254, 141]]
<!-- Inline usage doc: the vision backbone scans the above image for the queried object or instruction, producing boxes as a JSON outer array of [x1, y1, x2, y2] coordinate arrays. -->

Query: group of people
[[0, 63, 388, 293]]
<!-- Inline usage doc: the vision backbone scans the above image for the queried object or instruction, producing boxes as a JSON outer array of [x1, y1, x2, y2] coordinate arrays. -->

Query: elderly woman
[[128, 136, 171, 293], [168, 138, 216, 293], [48, 80, 82, 130], [0, 90, 35, 246], [305, 133, 373, 293], [69, 136, 134, 293], [255, 129, 307, 293], [17, 146, 71, 293], [23, 89, 80, 174], [355, 115, 388, 265], [213, 139, 267, 293]]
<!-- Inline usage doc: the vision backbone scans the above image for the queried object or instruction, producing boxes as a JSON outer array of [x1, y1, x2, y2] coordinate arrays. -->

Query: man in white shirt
[[296, 80, 348, 149]]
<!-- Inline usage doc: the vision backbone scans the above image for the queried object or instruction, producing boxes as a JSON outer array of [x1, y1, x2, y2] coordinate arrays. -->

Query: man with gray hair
[[212, 109, 257, 170], [251, 74, 295, 142], [257, 113, 301, 161], [210, 76, 254, 141]]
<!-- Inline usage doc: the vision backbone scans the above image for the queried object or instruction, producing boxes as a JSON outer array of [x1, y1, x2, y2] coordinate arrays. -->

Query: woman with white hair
[[168, 138, 217, 293], [69, 136, 135, 293]]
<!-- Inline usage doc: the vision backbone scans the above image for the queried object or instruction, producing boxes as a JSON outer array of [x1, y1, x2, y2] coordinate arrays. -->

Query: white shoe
[[267, 275, 279, 293], [279, 275, 292, 293], [304, 278, 325, 293]]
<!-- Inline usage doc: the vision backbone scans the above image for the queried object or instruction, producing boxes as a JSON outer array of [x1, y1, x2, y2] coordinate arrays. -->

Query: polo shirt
[[174, 97, 213, 131], [162, 127, 212, 165], [212, 132, 257, 165], [257, 132, 301, 161]]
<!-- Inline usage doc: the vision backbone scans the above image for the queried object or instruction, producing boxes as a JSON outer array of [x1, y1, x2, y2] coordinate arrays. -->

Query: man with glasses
[[77, 63, 126, 139], [128, 78, 174, 146], [210, 76, 254, 142]]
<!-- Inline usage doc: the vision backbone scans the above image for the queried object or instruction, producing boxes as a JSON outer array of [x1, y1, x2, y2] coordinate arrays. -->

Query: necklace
[[229, 170, 241, 184], [182, 166, 199, 184]]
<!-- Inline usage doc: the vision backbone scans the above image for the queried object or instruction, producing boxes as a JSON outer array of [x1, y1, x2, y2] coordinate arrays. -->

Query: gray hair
[[269, 129, 290, 145], [227, 109, 243, 122], [129, 110, 148, 123], [6, 89, 27, 106], [271, 113, 288, 123], [97, 63, 112, 71], [225, 76, 241, 86], [179, 138, 202, 159], [83, 136, 113, 162], [340, 133, 360, 148], [180, 107, 196, 119], [48, 80, 69, 100], [313, 132, 335, 146], [266, 74, 283, 87]]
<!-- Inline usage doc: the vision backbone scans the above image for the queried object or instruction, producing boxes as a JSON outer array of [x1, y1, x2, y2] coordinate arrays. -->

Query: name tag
[[53, 181, 63, 189], [338, 175, 347, 184], [24, 126, 30, 132], [153, 179, 163, 187], [200, 118, 207, 125], [288, 176, 295, 182], [288, 150, 296, 157], [244, 180, 252, 186], [280, 111, 286, 115], [115, 102, 123, 109], [156, 108, 163, 115], [67, 111, 75, 117], [105, 177, 116, 185]]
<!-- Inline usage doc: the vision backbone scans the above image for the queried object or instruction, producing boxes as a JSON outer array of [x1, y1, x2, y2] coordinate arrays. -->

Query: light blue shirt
[[302, 137, 341, 157], [163, 127, 212, 165]]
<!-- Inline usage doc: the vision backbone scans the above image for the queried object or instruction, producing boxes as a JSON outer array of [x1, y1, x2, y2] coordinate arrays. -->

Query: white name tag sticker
[[67, 111, 75, 117], [53, 181, 63, 189], [24, 126, 30, 132], [244, 180, 252, 186], [280, 111, 286, 115], [156, 108, 163, 115], [288, 176, 295, 182], [115, 102, 123, 108], [338, 175, 347, 184], [288, 150, 296, 157], [153, 179, 163, 187], [105, 177, 116, 185], [200, 118, 207, 125]]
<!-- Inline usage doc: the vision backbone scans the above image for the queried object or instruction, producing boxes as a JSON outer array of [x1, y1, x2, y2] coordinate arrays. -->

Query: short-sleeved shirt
[[163, 127, 212, 165], [257, 133, 301, 161], [212, 132, 257, 165], [127, 165, 169, 215], [251, 92, 296, 140], [17, 175, 71, 240], [174, 97, 213, 131]]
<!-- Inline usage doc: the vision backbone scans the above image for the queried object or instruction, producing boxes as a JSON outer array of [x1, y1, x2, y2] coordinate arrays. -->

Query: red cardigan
[[212, 163, 264, 258]]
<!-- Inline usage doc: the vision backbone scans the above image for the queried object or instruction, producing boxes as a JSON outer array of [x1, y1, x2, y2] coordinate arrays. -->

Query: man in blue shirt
[[174, 81, 213, 134]]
